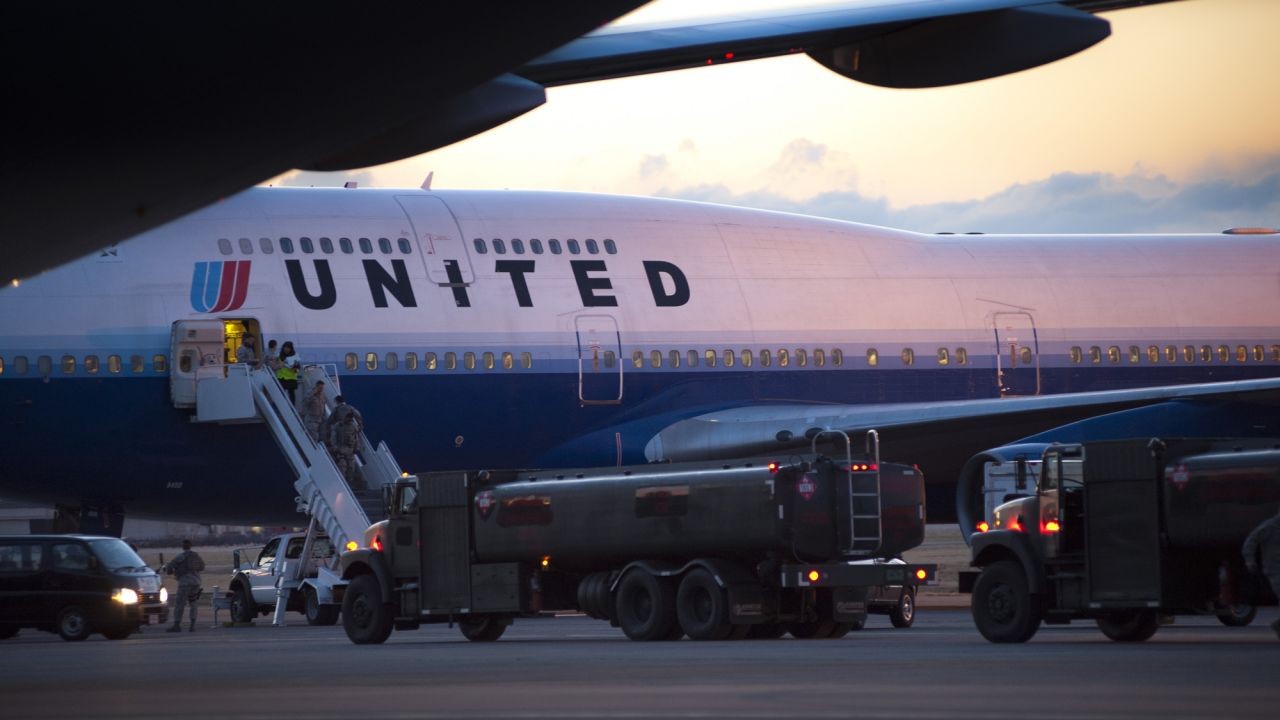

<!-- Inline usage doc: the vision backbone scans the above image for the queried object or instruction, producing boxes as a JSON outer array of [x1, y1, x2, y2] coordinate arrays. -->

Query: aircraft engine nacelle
[[807, 3, 1110, 89]]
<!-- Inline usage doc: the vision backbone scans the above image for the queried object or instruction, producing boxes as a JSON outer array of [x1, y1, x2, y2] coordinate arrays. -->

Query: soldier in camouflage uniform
[[301, 380, 327, 442], [330, 411, 363, 490], [163, 539, 205, 632]]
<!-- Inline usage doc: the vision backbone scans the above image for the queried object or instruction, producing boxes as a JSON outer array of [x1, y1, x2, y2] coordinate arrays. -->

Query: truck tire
[[56, 606, 91, 642], [342, 574, 393, 644], [304, 587, 340, 626], [1216, 603, 1257, 627], [615, 570, 678, 641], [459, 616, 507, 642], [676, 569, 733, 640], [786, 621, 835, 639], [890, 588, 916, 628], [1096, 610, 1159, 642], [229, 585, 255, 623], [971, 560, 1041, 643]]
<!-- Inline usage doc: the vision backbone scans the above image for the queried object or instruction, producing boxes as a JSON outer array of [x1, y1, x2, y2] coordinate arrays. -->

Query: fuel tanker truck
[[960, 437, 1280, 643], [337, 431, 937, 644]]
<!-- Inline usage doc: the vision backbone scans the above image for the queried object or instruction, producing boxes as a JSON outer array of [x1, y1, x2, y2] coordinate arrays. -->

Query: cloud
[[660, 157, 1280, 234], [678, 138, 697, 153], [639, 154, 669, 178]]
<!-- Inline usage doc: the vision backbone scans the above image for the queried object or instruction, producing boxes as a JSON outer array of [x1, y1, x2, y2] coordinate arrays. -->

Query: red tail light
[[372, 535, 383, 552], [768, 462, 779, 474], [976, 521, 990, 533]]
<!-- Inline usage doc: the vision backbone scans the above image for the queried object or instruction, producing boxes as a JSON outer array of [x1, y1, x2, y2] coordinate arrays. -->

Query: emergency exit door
[[169, 320, 226, 407], [575, 315, 623, 405], [993, 311, 1041, 397], [396, 194, 474, 287]]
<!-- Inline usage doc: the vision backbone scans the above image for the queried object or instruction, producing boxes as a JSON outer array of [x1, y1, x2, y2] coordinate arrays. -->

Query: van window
[[51, 543, 92, 571], [0, 542, 42, 571]]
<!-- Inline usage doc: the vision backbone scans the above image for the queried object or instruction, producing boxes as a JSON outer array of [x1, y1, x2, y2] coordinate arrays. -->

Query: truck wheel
[[615, 570, 678, 641], [230, 585, 255, 623], [459, 616, 507, 642], [56, 606, 91, 642], [971, 560, 1041, 643], [676, 569, 733, 640], [747, 623, 786, 639], [1217, 603, 1257, 627], [890, 588, 916, 628], [786, 621, 835, 639], [342, 574, 393, 644], [304, 587, 340, 626], [1096, 610, 1159, 642]]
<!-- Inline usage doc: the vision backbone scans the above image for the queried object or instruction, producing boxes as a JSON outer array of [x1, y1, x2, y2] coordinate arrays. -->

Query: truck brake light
[[807, 569, 821, 583], [915, 568, 928, 581], [1043, 520, 1061, 533], [372, 535, 383, 552]]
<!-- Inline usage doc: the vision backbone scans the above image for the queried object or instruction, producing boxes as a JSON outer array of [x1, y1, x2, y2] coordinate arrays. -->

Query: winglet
[[421, 171, 434, 191]]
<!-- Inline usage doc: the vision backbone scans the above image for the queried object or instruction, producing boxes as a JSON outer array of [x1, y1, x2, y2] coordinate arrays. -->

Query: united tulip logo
[[190, 261, 251, 313]]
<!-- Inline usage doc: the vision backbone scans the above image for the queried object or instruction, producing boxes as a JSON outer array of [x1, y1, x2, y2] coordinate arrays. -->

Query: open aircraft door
[[575, 314, 623, 405], [992, 311, 1041, 397], [396, 194, 474, 289], [169, 320, 226, 408]]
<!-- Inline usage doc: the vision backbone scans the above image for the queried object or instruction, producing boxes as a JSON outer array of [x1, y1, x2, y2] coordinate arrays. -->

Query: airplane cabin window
[[378, 238, 393, 254], [1164, 346, 1177, 363], [936, 348, 949, 366], [632, 351, 643, 369], [502, 352, 514, 370], [1089, 346, 1101, 364], [530, 239, 544, 254], [521, 352, 532, 369], [108, 355, 122, 373], [0, 357, 4, 375], [130, 355, 144, 373], [703, 349, 716, 368], [777, 349, 789, 367], [339, 237, 353, 254], [1146, 345, 1159, 363], [603, 350, 615, 368], [319, 237, 334, 254], [300, 237, 314, 254], [280, 237, 294, 254], [405, 352, 418, 371], [359, 238, 373, 254], [398, 238, 412, 254], [1183, 345, 1195, 362], [585, 239, 599, 254], [1217, 345, 1229, 362], [1200, 345, 1212, 362], [239, 238, 254, 254], [1107, 346, 1120, 363], [473, 239, 487, 254], [152, 354, 167, 373], [1069, 347, 1082, 364], [511, 239, 524, 254], [14, 355, 28, 374], [723, 349, 735, 368], [549, 239, 562, 255], [425, 352, 438, 371], [365, 352, 378, 371], [179, 352, 193, 373], [1236, 345, 1248, 362], [444, 352, 457, 370], [956, 347, 968, 365], [1128, 346, 1140, 364], [1272, 345, 1280, 362], [686, 350, 698, 368], [760, 349, 772, 367], [1253, 345, 1264, 361], [650, 350, 661, 369], [900, 348, 914, 366], [344, 353, 357, 371], [84, 355, 99, 374], [866, 348, 879, 367], [385, 352, 398, 371], [832, 349, 844, 366], [813, 348, 825, 367], [668, 350, 681, 368], [1019, 347, 1032, 365], [260, 237, 274, 254], [796, 349, 807, 367], [740, 349, 753, 367], [218, 238, 232, 255], [464, 352, 476, 370], [482, 352, 495, 370], [493, 239, 506, 255], [567, 239, 581, 255], [604, 239, 617, 254]]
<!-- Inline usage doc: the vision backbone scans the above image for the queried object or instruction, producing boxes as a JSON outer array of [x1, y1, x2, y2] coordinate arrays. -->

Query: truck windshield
[[87, 539, 147, 570]]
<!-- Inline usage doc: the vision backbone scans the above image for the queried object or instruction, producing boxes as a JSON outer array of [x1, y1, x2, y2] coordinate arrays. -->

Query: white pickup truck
[[226, 532, 340, 625]]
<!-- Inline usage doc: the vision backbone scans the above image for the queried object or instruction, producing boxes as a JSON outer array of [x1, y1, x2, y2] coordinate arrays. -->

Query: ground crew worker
[[163, 539, 205, 632], [302, 380, 327, 442], [235, 333, 259, 367], [276, 340, 300, 404], [1242, 506, 1280, 639]]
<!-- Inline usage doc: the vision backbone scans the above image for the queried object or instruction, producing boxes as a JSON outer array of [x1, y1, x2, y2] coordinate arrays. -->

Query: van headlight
[[112, 588, 139, 605], [160, 587, 169, 604]]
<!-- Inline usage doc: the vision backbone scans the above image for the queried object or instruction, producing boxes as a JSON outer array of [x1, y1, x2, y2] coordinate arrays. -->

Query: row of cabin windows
[[344, 351, 534, 372], [1068, 344, 1280, 365], [218, 236, 413, 256], [0, 354, 167, 376], [473, 238, 617, 256], [627, 347, 974, 369]]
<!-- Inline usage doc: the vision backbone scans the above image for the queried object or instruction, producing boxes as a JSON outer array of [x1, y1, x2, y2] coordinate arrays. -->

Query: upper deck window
[[300, 237, 314, 254], [340, 237, 353, 254], [549, 239, 562, 255], [239, 238, 254, 255], [398, 238, 412, 254], [530, 239, 544, 255], [218, 238, 232, 255], [604, 239, 617, 254], [493, 239, 506, 255], [359, 238, 373, 254], [319, 237, 334, 254], [260, 237, 274, 254], [473, 239, 487, 254], [567, 239, 581, 255], [511, 239, 524, 255], [280, 237, 294, 254], [378, 238, 392, 254], [585, 239, 599, 254]]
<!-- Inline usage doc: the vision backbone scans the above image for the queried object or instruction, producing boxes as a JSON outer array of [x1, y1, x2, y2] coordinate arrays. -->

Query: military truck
[[336, 433, 937, 644], [962, 437, 1280, 643]]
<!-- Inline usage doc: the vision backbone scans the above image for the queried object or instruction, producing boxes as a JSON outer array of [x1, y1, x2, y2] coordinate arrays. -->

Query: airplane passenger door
[[575, 314, 623, 406], [169, 320, 226, 408], [992, 311, 1040, 397], [395, 194, 475, 287]]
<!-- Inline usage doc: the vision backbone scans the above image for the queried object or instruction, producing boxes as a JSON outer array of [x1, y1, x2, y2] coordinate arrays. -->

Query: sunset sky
[[274, 0, 1280, 233]]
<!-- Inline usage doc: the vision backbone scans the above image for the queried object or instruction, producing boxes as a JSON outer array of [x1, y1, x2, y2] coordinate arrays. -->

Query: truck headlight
[[112, 588, 139, 605], [160, 587, 169, 604]]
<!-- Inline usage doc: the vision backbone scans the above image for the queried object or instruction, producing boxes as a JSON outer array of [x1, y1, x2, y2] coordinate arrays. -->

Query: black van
[[0, 535, 169, 641]]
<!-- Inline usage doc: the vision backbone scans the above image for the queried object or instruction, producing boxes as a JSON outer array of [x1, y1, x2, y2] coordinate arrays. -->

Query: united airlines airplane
[[1, 186, 1277, 531]]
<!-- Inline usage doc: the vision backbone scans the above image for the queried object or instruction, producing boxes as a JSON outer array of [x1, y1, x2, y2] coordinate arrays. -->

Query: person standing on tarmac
[[163, 540, 205, 633], [302, 380, 327, 442], [276, 340, 300, 404], [1242, 506, 1280, 639]]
